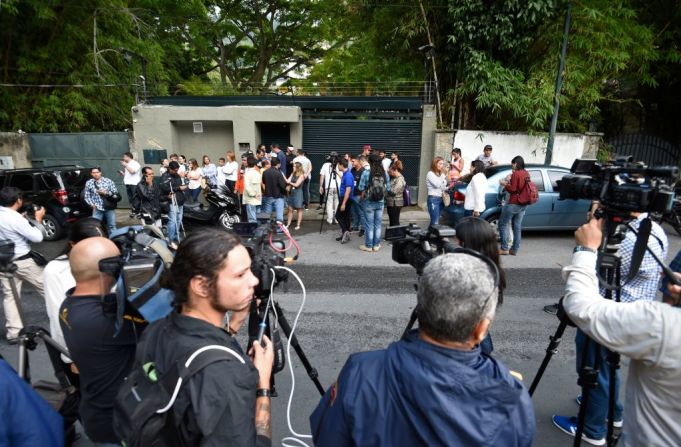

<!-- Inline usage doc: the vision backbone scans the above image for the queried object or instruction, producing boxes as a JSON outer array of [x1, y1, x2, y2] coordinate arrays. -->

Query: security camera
[[138, 75, 145, 82]]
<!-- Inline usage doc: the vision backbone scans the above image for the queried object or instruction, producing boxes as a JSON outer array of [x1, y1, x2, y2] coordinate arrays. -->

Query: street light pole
[[544, 1, 572, 165], [119, 48, 148, 103]]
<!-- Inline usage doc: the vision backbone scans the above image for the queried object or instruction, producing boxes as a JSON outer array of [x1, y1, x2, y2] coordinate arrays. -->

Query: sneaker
[[6, 336, 20, 345], [359, 245, 373, 252], [335, 236, 342, 242], [575, 396, 623, 428], [509, 250, 517, 256], [543, 303, 559, 315], [358, 229, 365, 237], [373, 245, 381, 252], [499, 249, 510, 255], [552, 415, 605, 446], [341, 231, 350, 244]]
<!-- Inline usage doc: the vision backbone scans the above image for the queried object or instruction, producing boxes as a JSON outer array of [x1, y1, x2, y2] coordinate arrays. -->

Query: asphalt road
[[2, 217, 680, 446]]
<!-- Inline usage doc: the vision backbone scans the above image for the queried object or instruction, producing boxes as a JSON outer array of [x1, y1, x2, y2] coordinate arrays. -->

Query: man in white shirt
[[292, 149, 312, 210], [379, 150, 392, 172], [216, 157, 227, 187], [319, 153, 342, 225], [558, 217, 681, 447], [0, 187, 46, 343], [120, 151, 141, 215]]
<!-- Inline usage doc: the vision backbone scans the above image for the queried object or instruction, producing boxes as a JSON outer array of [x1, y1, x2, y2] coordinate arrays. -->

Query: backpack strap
[[156, 345, 245, 414]]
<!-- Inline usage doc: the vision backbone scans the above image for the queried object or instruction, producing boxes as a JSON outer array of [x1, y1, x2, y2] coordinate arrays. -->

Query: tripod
[[319, 162, 341, 234], [528, 213, 647, 447], [0, 263, 73, 383]]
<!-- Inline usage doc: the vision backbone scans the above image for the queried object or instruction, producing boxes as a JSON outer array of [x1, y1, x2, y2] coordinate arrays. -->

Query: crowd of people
[[3, 141, 681, 446]]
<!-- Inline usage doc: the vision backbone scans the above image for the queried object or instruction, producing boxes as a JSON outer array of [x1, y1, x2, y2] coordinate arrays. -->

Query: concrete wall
[[132, 105, 301, 161], [0, 132, 31, 169], [434, 130, 603, 172], [173, 121, 234, 165]]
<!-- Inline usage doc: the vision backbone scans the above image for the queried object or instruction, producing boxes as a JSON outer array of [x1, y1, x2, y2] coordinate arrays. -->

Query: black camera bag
[[113, 344, 241, 447]]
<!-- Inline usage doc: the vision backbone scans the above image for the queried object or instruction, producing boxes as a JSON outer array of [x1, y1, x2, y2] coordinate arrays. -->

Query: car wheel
[[41, 214, 63, 241], [219, 212, 241, 231]]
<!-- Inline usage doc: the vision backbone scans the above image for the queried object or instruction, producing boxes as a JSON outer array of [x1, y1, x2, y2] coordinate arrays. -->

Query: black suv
[[0, 165, 92, 240]]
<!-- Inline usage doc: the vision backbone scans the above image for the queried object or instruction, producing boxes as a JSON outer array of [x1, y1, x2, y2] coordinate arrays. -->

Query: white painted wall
[[452, 130, 587, 171]]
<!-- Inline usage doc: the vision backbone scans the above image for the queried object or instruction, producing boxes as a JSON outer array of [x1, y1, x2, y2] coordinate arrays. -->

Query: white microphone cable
[[268, 266, 313, 447]]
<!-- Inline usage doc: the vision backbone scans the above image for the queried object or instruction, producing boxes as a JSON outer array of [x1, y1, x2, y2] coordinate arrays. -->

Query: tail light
[[52, 189, 68, 205], [453, 190, 465, 202]]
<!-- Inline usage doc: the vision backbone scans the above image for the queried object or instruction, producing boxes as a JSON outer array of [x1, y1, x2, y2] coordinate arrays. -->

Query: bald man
[[59, 237, 145, 445]]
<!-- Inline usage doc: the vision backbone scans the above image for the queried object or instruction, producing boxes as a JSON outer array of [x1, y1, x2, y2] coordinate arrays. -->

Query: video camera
[[558, 158, 678, 214], [98, 226, 175, 331], [386, 224, 457, 275], [325, 151, 339, 167], [233, 218, 288, 298]]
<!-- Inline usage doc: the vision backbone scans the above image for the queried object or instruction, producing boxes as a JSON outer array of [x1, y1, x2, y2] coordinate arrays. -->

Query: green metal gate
[[29, 132, 132, 206]]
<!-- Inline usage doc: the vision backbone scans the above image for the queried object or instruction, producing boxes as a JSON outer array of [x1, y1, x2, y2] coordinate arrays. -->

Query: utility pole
[[418, 0, 443, 127], [544, 1, 572, 165]]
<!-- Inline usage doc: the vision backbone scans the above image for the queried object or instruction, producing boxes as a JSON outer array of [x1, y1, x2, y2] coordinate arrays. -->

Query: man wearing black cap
[[160, 161, 187, 249]]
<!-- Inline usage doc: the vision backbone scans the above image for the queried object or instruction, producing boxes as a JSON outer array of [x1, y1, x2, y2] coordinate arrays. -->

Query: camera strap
[[625, 217, 652, 283]]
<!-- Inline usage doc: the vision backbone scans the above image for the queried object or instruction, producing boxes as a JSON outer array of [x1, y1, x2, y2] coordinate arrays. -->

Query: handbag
[[442, 190, 451, 207], [403, 186, 412, 206], [103, 192, 122, 210]]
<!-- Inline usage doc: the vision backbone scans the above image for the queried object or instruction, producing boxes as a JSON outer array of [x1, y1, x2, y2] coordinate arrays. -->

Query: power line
[[0, 83, 137, 88]]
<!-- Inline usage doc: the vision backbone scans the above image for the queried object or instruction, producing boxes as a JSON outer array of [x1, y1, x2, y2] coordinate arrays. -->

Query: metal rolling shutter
[[303, 119, 422, 200]]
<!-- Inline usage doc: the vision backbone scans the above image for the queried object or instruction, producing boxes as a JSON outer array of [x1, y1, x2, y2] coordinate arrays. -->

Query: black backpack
[[366, 174, 386, 201], [113, 344, 244, 447]]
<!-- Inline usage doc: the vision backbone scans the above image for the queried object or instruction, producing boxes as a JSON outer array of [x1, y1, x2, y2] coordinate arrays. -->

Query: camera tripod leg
[[573, 337, 601, 447], [606, 350, 621, 446], [273, 301, 325, 395], [401, 308, 418, 341], [529, 318, 569, 396], [17, 340, 30, 382]]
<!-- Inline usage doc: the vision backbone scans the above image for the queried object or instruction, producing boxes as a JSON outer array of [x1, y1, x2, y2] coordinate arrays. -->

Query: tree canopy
[[1, 0, 678, 138]]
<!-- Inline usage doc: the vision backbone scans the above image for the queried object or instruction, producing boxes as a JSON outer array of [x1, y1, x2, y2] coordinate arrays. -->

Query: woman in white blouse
[[464, 159, 487, 217], [426, 156, 448, 227], [223, 151, 239, 192]]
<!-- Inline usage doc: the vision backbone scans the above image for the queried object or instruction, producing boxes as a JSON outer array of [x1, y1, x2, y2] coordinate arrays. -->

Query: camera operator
[[557, 217, 681, 446], [552, 206, 668, 445], [138, 229, 274, 446], [319, 152, 341, 225], [0, 186, 46, 344], [59, 237, 144, 445], [310, 252, 535, 446]]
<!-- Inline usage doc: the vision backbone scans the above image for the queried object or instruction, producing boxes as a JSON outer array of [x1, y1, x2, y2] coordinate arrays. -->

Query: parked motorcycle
[[182, 185, 241, 231]]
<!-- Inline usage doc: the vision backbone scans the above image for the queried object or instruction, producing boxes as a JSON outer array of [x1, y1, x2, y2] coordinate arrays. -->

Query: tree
[[0, 0, 169, 132]]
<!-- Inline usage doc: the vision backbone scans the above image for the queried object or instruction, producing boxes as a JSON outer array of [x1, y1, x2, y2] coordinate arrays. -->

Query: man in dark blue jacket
[[0, 356, 63, 446], [310, 252, 535, 446]]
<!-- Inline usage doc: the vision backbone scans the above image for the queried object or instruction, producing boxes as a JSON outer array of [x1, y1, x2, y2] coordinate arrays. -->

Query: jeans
[[364, 201, 384, 248], [303, 177, 310, 207], [93, 209, 117, 234], [575, 329, 623, 439], [189, 188, 201, 202], [335, 201, 351, 234], [167, 204, 184, 243], [427, 195, 443, 227], [126, 184, 137, 212], [262, 196, 285, 222], [350, 196, 366, 230], [246, 204, 258, 223], [499, 204, 527, 252]]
